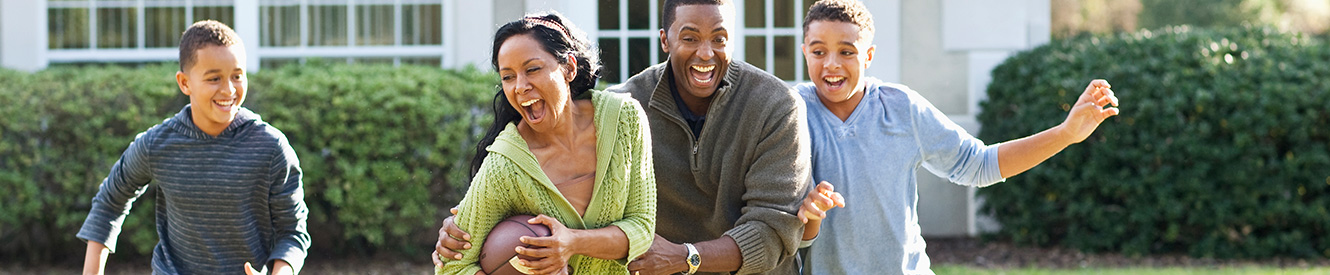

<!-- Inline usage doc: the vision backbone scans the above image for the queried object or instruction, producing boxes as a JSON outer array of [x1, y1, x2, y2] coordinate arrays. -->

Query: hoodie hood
[[165, 104, 262, 140]]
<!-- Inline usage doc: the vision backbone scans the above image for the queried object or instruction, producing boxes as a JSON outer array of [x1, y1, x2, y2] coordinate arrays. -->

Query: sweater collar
[[165, 104, 260, 140]]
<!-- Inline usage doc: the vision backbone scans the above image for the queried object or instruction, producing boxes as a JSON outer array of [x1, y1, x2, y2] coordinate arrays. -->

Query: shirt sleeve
[[724, 89, 814, 274], [608, 98, 657, 263], [436, 155, 516, 275], [910, 91, 1005, 187], [266, 137, 311, 273], [77, 134, 155, 253]]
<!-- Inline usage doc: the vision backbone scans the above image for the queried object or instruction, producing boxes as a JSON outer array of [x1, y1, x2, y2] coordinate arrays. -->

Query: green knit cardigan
[[437, 90, 657, 275]]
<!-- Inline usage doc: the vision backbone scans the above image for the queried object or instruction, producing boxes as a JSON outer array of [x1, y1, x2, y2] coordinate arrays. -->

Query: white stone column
[[863, 0, 902, 83], [234, 0, 261, 71], [451, 0, 497, 68], [1, 0, 49, 72]]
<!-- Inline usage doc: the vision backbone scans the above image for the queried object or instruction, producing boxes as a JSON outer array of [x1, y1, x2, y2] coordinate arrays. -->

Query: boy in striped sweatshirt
[[77, 20, 310, 275]]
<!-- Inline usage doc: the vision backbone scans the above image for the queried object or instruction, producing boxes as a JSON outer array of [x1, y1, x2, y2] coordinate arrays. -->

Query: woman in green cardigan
[[435, 11, 656, 275]]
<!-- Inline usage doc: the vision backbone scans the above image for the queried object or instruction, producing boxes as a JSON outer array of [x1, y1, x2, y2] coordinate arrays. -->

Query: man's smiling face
[[661, 3, 735, 102]]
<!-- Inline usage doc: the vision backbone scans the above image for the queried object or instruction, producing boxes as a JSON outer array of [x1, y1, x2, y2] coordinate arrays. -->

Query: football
[[479, 215, 551, 275]]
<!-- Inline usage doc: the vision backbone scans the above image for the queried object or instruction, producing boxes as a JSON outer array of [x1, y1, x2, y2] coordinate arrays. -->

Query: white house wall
[[1, 0, 49, 72]]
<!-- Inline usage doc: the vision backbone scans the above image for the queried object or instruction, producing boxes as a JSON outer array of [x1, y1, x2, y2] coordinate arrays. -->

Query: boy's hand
[[798, 181, 846, 223], [247, 260, 293, 275], [1061, 79, 1120, 143], [83, 241, 109, 275], [433, 207, 472, 266], [244, 262, 259, 275]]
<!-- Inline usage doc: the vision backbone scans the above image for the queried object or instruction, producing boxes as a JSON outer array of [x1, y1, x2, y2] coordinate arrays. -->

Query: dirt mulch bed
[[925, 237, 1330, 269]]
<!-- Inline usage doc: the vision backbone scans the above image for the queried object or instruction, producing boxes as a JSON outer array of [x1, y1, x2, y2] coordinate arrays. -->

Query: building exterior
[[0, 0, 1048, 237]]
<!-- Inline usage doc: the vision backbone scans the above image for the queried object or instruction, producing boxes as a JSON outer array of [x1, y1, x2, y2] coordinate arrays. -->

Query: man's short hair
[[803, 0, 875, 43], [661, 0, 730, 31], [178, 20, 242, 72]]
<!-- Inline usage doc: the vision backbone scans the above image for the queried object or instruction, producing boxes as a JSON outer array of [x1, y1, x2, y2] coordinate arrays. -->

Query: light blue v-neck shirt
[[797, 78, 1004, 275]]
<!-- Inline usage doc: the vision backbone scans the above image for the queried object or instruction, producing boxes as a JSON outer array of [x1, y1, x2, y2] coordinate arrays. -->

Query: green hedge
[[0, 61, 495, 263], [977, 25, 1330, 259]]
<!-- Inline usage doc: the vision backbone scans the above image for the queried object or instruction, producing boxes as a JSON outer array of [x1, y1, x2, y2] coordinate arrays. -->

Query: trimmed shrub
[[0, 61, 496, 262], [977, 25, 1330, 258]]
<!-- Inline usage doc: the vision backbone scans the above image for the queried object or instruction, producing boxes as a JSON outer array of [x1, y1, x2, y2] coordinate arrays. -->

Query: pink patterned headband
[[523, 16, 572, 42]]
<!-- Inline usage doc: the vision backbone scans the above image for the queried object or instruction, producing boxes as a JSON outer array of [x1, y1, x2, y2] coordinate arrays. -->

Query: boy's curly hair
[[178, 20, 242, 72], [803, 0, 874, 42]]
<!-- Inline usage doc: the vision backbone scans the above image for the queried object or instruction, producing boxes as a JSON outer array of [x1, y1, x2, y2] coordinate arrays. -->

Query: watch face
[[688, 254, 701, 266]]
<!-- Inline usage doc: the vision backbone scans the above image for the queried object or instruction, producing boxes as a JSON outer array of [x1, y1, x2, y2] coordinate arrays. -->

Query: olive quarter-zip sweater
[[77, 105, 310, 274], [609, 60, 813, 275]]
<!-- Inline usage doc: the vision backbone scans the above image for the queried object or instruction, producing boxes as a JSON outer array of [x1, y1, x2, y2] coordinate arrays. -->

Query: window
[[45, 0, 448, 68], [740, 0, 814, 82], [259, 0, 446, 67], [596, 0, 815, 83], [48, 0, 235, 50], [596, 0, 663, 83]]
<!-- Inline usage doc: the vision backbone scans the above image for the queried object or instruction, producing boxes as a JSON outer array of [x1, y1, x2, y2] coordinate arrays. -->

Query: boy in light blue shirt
[[793, 1, 1121, 274]]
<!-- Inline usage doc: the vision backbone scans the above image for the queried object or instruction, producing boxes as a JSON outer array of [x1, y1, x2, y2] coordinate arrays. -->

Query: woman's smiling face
[[497, 33, 576, 133]]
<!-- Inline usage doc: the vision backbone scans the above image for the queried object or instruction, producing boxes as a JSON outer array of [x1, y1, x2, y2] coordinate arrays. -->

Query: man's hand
[[515, 215, 574, 275], [626, 234, 686, 275], [798, 181, 846, 224], [433, 207, 472, 266], [1061, 79, 1120, 143]]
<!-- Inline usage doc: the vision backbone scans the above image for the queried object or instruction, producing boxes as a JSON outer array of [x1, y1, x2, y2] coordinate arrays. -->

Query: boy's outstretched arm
[[997, 79, 1120, 178], [798, 182, 845, 246], [83, 241, 109, 275]]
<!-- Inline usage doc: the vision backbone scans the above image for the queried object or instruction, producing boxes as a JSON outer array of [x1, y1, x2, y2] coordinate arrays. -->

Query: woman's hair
[[470, 11, 602, 179]]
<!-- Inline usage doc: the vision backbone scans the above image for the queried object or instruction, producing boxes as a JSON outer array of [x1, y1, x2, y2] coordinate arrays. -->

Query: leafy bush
[[977, 25, 1330, 259], [0, 62, 496, 262]]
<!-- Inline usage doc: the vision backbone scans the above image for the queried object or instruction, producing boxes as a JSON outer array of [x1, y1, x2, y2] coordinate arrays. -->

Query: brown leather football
[[479, 215, 551, 275]]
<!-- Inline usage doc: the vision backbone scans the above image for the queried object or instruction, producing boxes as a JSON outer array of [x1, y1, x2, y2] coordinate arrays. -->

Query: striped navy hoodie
[[78, 105, 310, 274]]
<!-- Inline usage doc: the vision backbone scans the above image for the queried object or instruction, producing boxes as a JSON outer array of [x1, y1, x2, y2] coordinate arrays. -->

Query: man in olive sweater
[[613, 0, 811, 274], [434, 1, 810, 274]]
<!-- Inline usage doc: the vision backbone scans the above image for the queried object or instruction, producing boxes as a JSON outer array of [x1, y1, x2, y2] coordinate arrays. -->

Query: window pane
[[628, 0, 650, 30], [598, 0, 619, 30], [402, 57, 442, 67], [598, 38, 620, 82], [97, 7, 137, 48], [628, 38, 652, 77], [261, 58, 301, 69], [357, 5, 393, 45], [353, 57, 395, 65], [402, 4, 442, 45], [194, 6, 235, 28], [146, 7, 186, 48], [310, 5, 348, 46], [744, 36, 765, 70], [49, 8, 90, 49], [774, 0, 795, 28], [744, 0, 764, 28], [262, 5, 301, 47], [774, 35, 796, 80]]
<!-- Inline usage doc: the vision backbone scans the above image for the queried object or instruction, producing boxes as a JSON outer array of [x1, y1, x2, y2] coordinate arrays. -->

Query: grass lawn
[[933, 264, 1330, 274]]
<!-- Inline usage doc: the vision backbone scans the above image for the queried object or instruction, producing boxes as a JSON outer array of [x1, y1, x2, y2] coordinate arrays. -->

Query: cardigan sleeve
[[436, 155, 518, 275], [608, 97, 657, 263]]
